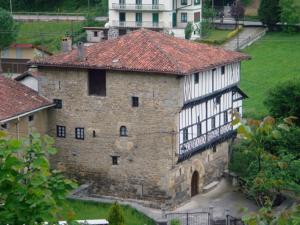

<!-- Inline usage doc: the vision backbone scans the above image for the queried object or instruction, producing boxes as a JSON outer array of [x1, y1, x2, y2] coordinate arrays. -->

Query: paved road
[[13, 14, 108, 22], [222, 27, 266, 51]]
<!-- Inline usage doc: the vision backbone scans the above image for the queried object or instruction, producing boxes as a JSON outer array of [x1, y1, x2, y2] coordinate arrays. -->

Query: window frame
[[53, 99, 63, 109], [28, 115, 34, 122], [181, 0, 187, 5], [221, 66, 225, 75], [224, 111, 228, 123], [112, 156, 119, 165], [183, 128, 188, 142], [211, 116, 216, 129], [75, 127, 85, 140], [132, 96, 139, 107], [56, 125, 66, 138], [88, 70, 106, 96], [194, 73, 199, 84], [181, 12, 188, 23], [120, 126, 128, 137]]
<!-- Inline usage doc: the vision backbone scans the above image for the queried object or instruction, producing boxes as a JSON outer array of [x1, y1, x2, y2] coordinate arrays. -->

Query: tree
[[258, 0, 280, 30], [107, 202, 125, 225], [230, 0, 245, 28], [264, 80, 300, 125], [0, 7, 17, 73], [0, 131, 77, 224], [230, 115, 300, 207], [184, 22, 193, 40], [279, 0, 300, 33]]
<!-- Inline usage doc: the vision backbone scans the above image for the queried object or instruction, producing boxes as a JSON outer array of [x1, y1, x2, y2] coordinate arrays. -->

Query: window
[[88, 70, 106, 96], [53, 99, 63, 109], [119, 12, 126, 22], [211, 116, 216, 129], [197, 123, 202, 136], [181, 0, 187, 5], [183, 128, 188, 142], [224, 111, 228, 123], [194, 73, 199, 84], [93, 31, 98, 37], [132, 96, 139, 107], [152, 13, 159, 25], [112, 156, 119, 165], [194, 0, 200, 5], [28, 115, 34, 122], [236, 107, 240, 113], [136, 0, 142, 4], [215, 96, 221, 104], [1, 123, 8, 129], [75, 128, 84, 140], [194, 12, 200, 22], [181, 13, 187, 23], [57, 125, 66, 138], [213, 146, 217, 153], [120, 126, 128, 136], [221, 66, 225, 75], [1, 48, 9, 58], [93, 130, 96, 137], [136, 13, 142, 25]]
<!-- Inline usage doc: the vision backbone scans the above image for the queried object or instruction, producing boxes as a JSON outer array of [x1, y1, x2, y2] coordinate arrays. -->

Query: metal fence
[[166, 212, 211, 225]]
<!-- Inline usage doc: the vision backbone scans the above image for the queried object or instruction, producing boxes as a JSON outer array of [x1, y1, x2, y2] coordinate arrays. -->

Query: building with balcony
[[108, 0, 202, 39]]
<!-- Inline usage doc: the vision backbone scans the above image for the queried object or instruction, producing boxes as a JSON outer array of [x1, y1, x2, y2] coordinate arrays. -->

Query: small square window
[[224, 111, 228, 123], [181, 0, 187, 5], [1, 123, 8, 129], [28, 115, 34, 122], [213, 146, 217, 153], [132, 96, 139, 107], [211, 117, 216, 129], [53, 99, 62, 109], [221, 66, 225, 75], [75, 127, 84, 140], [194, 73, 199, 84], [57, 125, 66, 138], [94, 31, 98, 37], [112, 156, 119, 165]]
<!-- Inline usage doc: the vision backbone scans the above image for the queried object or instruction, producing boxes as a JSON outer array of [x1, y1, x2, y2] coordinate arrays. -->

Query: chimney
[[77, 42, 85, 61], [61, 36, 72, 52]]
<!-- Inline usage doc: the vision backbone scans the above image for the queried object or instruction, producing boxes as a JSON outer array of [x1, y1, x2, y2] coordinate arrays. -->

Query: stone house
[[0, 75, 54, 139], [31, 29, 249, 207]]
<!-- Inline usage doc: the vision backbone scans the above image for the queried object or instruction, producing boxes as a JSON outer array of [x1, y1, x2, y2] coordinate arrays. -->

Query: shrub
[[279, 0, 300, 33], [258, 0, 280, 30], [184, 22, 193, 40], [108, 202, 125, 225], [264, 80, 300, 125], [170, 218, 181, 225]]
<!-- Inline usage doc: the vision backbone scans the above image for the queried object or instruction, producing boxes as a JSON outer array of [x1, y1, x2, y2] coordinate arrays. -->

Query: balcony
[[111, 3, 165, 11], [111, 20, 165, 28]]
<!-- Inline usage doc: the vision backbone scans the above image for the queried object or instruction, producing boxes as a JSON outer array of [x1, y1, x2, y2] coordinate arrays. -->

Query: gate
[[166, 212, 211, 225]]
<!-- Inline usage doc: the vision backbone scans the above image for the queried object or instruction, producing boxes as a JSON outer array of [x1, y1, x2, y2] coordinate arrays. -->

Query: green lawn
[[63, 200, 155, 225], [16, 21, 86, 53], [240, 32, 300, 119], [200, 29, 233, 45]]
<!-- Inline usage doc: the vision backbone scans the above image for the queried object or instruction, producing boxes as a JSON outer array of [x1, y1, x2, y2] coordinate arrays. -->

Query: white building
[[108, 0, 202, 39]]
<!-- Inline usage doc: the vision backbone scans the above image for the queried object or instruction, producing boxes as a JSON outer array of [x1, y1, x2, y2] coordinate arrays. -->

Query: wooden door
[[191, 171, 199, 197]]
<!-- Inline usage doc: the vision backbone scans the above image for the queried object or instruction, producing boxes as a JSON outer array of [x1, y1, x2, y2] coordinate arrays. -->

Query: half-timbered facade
[[31, 29, 249, 207], [179, 63, 247, 161]]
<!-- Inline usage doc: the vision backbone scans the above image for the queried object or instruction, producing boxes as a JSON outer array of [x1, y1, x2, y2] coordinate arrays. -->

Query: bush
[[170, 219, 181, 225], [184, 22, 193, 40], [264, 80, 300, 125], [279, 0, 300, 33], [108, 202, 125, 225]]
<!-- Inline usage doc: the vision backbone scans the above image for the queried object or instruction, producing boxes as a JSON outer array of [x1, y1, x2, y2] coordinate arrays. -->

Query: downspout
[[16, 117, 20, 140]]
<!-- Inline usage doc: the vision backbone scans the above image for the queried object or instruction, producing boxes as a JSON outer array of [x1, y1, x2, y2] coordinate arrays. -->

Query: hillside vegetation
[[0, 0, 108, 16], [241, 32, 300, 118]]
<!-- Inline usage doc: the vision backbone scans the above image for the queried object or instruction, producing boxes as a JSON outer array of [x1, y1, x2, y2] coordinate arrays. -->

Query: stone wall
[[38, 67, 231, 207]]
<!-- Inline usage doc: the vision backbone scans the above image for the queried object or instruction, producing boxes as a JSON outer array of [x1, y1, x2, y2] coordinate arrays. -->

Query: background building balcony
[[111, 20, 165, 28], [111, 3, 165, 11]]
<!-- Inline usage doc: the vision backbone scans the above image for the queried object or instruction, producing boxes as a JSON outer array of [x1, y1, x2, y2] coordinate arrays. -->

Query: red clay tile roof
[[0, 75, 53, 122], [32, 28, 250, 75]]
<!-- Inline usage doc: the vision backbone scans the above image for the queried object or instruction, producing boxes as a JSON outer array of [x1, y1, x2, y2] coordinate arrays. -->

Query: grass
[[200, 29, 233, 45], [63, 200, 156, 225], [240, 32, 300, 119], [16, 21, 87, 53]]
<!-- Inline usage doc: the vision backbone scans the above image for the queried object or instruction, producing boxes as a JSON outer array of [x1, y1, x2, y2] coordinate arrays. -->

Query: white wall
[[20, 76, 39, 92]]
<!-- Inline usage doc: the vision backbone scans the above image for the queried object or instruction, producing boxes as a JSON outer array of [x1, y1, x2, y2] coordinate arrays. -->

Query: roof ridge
[[141, 30, 181, 73]]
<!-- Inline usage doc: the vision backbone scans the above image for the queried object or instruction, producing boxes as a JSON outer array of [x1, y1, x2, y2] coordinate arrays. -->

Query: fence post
[[186, 212, 189, 225], [225, 209, 230, 225], [209, 206, 214, 225]]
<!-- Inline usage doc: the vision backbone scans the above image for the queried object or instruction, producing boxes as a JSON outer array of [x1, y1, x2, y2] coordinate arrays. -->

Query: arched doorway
[[191, 171, 199, 197]]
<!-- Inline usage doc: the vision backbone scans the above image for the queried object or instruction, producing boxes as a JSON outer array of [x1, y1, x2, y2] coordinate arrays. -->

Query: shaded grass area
[[63, 200, 156, 225], [16, 21, 100, 53], [240, 32, 300, 119]]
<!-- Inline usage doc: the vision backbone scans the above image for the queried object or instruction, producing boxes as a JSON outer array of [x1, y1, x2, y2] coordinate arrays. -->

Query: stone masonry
[[39, 67, 231, 208]]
